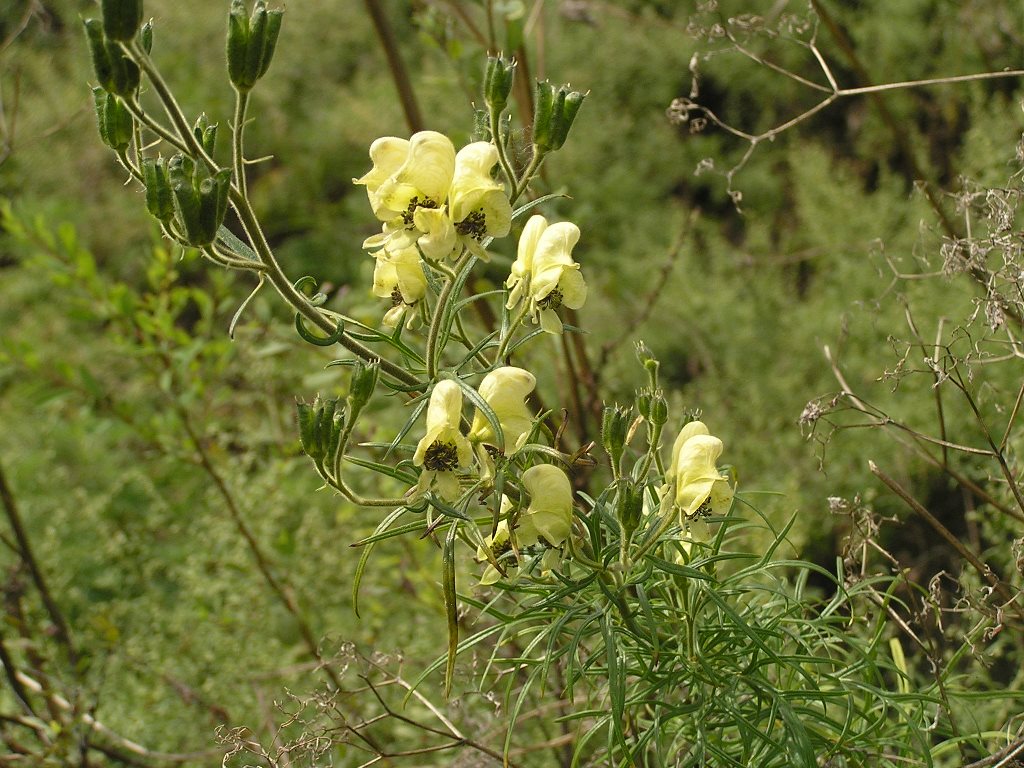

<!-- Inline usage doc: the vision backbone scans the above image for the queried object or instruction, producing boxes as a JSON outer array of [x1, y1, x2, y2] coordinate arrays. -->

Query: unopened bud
[[649, 390, 669, 427], [533, 81, 586, 153], [84, 18, 141, 96], [636, 389, 653, 421], [227, 0, 284, 92], [601, 403, 631, 472], [140, 20, 154, 54], [92, 88, 133, 152], [193, 114, 218, 157], [142, 157, 174, 222], [616, 481, 644, 539], [347, 360, 379, 416], [484, 54, 516, 115], [101, 0, 144, 42]]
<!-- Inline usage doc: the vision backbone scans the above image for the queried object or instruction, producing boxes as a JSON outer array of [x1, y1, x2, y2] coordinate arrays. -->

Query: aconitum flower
[[518, 464, 574, 548], [448, 142, 512, 259], [370, 242, 426, 327], [506, 214, 586, 334], [413, 380, 472, 499], [468, 367, 537, 453], [354, 131, 455, 224], [666, 420, 733, 521]]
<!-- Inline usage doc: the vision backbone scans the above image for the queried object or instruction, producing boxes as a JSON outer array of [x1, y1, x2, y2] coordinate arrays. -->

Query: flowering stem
[[635, 422, 664, 480], [125, 42, 423, 390], [489, 108, 517, 191], [494, 303, 530, 363], [511, 150, 545, 204], [232, 90, 250, 199], [631, 488, 677, 563], [426, 253, 472, 379]]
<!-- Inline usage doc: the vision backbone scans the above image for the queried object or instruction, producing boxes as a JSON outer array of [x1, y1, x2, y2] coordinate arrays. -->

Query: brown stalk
[[363, 0, 425, 133], [868, 460, 1022, 621], [0, 458, 78, 667]]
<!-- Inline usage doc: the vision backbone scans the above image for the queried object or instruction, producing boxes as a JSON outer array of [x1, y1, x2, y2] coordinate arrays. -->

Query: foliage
[[2, 0, 1024, 766]]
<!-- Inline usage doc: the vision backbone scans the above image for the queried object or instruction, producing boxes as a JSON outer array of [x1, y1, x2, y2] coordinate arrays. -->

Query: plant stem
[[0, 458, 78, 668], [426, 253, 472, 379], [362, 0, 424, 133], [232, 89, 250, 199]]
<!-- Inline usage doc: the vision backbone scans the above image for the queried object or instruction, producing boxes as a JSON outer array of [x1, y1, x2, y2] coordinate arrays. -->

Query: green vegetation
[[2, 1, 1024, 765]]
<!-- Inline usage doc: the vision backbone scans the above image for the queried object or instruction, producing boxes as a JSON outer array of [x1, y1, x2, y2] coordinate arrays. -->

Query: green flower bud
[[601, 403, 631, 472], [296, 400, 319, 460], [141, 20, 154, 54], [636, 389, 652, 421], [484, 54, 516, 115], [84, 18, 141, 96], [167, 155, 231, 246], [193, 114, 218, 157], [227, 0, 284, 92], [532, 81, 586, 153], [297, 396, 346, 470], [649, 390, 669, 427], [616, 481, 644, 539], [142, 157, 174, 222], [347, 360, 379, 416], [101, 0, 144, 42], [92, 88, 133, 152]]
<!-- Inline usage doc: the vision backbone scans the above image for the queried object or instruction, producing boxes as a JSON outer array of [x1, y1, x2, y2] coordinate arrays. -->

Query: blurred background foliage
[[2, 0, 1024, 763]]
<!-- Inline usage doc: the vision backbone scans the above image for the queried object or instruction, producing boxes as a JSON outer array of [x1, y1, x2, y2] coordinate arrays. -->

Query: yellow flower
[[506, 214, 586, 334], [666, 420, 733, 521], [413, 380, 472, 499], [448, 142, 512, 259], [468, 367, 537, 452], [477, 516, 514, 586], [370, 241, 427, 327], [518, 464, 574, 547], [352, 136, 410, 219], [355, 130, 456, 224]]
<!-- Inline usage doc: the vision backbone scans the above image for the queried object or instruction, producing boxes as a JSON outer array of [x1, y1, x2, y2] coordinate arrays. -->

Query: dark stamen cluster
[[424, 440, 459, 471], [538, 287, 564, 310], [690, 497, 714, 519], [390, 286, 404, 306], [455, 209, 487, 240], [401, 195, 439, 227]]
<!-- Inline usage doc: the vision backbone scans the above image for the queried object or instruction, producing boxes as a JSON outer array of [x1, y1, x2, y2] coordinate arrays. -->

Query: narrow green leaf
[[442, 522, 459, 697], [352, 507, 405, 617]]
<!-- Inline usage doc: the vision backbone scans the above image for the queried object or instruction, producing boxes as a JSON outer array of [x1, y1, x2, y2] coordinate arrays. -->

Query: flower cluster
[[477, 465, 575, 585], [413, 367, 537, 500], [354, 131, 588, 332], [355, 131, 513, 326], [409, 369, 574, 584]]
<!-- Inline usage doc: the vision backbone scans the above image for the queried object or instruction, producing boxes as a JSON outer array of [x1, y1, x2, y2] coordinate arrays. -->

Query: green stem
[[232, 89, 250, 199], [426, 253, 472, 379], [635, 422, 664, 480], [494, 302, 531, 363], [489, 109, 517, 190], [511, 150, 545, 204], [127, 41, 422, 389], [631, 488, 677, 563]]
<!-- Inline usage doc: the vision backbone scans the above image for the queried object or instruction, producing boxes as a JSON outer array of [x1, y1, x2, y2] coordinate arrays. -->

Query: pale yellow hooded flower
[[518, 464, 574, 548], [413, 380, 472, 500], [370, 241, 427, 327], [355, 131, 456, 225], [468, 367, 537, 453], [506, 214, 586, 334], [666, 420, 734, 521], [448, 142, 512, 259]]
